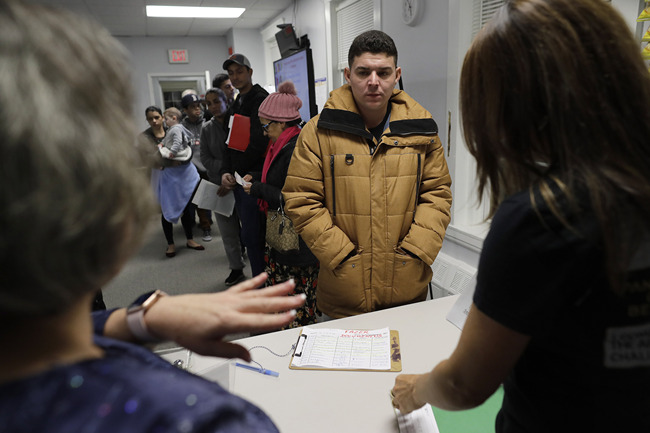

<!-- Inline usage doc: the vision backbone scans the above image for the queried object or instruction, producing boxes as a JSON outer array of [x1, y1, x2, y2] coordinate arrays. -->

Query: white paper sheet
[[234, 171, 251, 187], [445, 275, 477, 330], [191, 179, 235, 217], [396, 404, 440, 433], [291, 327, 391, 370]]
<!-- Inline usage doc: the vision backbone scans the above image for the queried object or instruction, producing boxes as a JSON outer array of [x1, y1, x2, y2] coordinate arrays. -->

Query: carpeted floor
[[102, 215, 249, 309]]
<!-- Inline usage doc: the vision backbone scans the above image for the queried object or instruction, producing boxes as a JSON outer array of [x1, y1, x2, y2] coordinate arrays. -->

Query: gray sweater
[[199, 117, 228, 184], [182, 116, 206, 172], [161, 124, 190, 155]]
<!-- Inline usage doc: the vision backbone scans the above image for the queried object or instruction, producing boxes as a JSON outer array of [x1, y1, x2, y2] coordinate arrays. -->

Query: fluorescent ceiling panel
[[146, 6, 245, 19]]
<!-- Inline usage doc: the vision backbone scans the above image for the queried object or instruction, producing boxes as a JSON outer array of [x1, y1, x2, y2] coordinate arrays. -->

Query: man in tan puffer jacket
[[283, 30, 452, 318]]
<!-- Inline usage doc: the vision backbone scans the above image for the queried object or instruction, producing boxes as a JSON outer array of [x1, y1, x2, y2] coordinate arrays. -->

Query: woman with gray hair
[[0, 2, 304, 432]]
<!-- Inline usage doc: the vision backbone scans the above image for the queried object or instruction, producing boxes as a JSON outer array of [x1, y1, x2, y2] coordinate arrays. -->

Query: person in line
[[200, 88, 247, 287], [139, 105, 202, 258], [0, 3, 305, 431], [182, 93, 213, 242], [220, 53, 270, 277], [141, 106, 167, 146], [244, 81, 321, 328], [136, 106, 167, 171], [391, 1, 650, 431], [282, 30, 452, 319], [180, 88, 209, 120], [154, 105, 204, 258], [213, 73, 237, 107], [213, 72, 246, 257]]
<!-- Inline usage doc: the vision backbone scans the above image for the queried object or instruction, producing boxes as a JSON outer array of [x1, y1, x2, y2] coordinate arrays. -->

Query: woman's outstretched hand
[[107, 273, 304, 362]]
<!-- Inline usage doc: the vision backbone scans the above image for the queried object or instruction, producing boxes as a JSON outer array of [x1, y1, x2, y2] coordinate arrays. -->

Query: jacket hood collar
[[317, 85, 438, 138]]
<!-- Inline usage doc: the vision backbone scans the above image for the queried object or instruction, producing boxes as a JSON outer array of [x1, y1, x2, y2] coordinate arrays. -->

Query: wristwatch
[[126, 289, 167, 342]]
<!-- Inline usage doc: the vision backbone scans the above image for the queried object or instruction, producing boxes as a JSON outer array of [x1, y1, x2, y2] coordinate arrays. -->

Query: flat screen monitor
[[273, 48, 318, 121]]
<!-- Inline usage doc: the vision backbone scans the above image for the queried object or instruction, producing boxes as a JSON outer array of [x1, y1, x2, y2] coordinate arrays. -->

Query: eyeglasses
[[261, 120, 276, 132]]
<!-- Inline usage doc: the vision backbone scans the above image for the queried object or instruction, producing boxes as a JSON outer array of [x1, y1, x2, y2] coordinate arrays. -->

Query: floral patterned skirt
[[264, 245, 320, 329]]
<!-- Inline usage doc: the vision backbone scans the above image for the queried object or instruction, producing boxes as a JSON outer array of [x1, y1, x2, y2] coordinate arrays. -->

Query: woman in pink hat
[[244, 81, 320, 327]]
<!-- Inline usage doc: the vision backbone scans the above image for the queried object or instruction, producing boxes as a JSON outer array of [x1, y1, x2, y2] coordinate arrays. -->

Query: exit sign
[[168, 49, 189, 64]]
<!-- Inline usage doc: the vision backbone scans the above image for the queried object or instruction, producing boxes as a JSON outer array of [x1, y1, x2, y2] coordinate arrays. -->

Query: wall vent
[[430, 253, 477, 298]]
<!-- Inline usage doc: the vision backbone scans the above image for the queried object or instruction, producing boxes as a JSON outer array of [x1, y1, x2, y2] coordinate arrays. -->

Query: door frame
[[147, 72, 211, 108]]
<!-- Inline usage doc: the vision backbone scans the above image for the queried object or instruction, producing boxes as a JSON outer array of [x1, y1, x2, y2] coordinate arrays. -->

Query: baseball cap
[[223, 53, 251, 70], [181, 93, 202, 108]]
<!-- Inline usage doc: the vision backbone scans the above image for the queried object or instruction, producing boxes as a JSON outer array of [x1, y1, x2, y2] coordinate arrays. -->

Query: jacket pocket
[[318, 250, 366, 313], [390, 249, 431, 305]]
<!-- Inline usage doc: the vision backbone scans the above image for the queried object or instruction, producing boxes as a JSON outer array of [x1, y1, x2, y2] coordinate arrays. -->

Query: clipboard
[[289, 329, 402, 372]]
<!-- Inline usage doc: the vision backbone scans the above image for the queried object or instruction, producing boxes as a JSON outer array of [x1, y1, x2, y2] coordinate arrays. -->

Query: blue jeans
[[233, 186, 265, 277]]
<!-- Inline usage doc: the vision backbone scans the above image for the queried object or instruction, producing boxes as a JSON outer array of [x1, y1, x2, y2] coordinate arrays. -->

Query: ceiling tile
[[85, 0, 145, 6], [187, 18, 237, 36], [146, 17, 194, 36], [234, 17, 271, 29]]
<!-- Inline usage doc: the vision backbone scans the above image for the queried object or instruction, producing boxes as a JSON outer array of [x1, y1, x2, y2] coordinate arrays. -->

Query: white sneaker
[[202, 230, 212, 242]]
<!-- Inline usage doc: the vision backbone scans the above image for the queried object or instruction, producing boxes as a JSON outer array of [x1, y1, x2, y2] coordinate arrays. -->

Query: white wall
[[226, 28, 267, 86], [116, 36, 228, 130], [381, 1, 449, 147], [612, 0, 646, 37]]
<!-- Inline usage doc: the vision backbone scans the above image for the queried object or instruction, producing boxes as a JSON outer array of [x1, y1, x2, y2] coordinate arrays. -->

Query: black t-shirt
[[367, 105, 391, 154], [474, 187, 650, 433]]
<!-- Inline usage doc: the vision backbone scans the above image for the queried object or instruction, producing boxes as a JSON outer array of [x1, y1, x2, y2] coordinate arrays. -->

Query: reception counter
[[162, 295, 462, 433]]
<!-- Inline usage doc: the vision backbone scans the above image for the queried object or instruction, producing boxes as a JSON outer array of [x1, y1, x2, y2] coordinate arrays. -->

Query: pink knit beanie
[[258, 81, 303, 122]]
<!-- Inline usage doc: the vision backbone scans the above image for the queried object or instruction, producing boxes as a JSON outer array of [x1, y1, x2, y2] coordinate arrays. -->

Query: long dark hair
[[460, 0, 650, 290], [145, 105, 162, 116]]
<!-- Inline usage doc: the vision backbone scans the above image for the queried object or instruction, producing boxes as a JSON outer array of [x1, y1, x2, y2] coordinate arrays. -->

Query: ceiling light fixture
[[146, 6, 245, 19]]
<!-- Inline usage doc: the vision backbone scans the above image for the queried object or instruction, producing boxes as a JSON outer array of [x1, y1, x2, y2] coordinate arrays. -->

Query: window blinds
[[472, 0, 505, 38], [336, 0, 375, 70]]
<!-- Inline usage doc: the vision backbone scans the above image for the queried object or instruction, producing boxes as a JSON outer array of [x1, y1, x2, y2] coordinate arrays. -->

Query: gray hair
[[0, 2, 153, 316]]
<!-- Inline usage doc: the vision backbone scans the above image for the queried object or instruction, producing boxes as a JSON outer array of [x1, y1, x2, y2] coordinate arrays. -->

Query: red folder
[[226, 113, 251, 152]]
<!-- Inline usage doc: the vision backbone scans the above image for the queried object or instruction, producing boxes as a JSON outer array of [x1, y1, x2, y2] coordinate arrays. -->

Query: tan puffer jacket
[[283, 85, 452, 318]]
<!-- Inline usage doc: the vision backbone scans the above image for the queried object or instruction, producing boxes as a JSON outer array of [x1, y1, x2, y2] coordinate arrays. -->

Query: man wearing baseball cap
[[219, 53, 269, 278]]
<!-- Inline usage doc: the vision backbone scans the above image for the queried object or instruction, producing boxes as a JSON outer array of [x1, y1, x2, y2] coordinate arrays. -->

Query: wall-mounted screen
[[273, 48, 318, 121]]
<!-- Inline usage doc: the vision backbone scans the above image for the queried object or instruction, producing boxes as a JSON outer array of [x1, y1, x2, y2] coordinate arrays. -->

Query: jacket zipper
[[330, 155, 336, 217], [414, 153, 421, 213]]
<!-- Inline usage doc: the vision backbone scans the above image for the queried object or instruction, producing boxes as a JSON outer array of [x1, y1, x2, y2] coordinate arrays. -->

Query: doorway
[[148, 73, 210, 110]]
